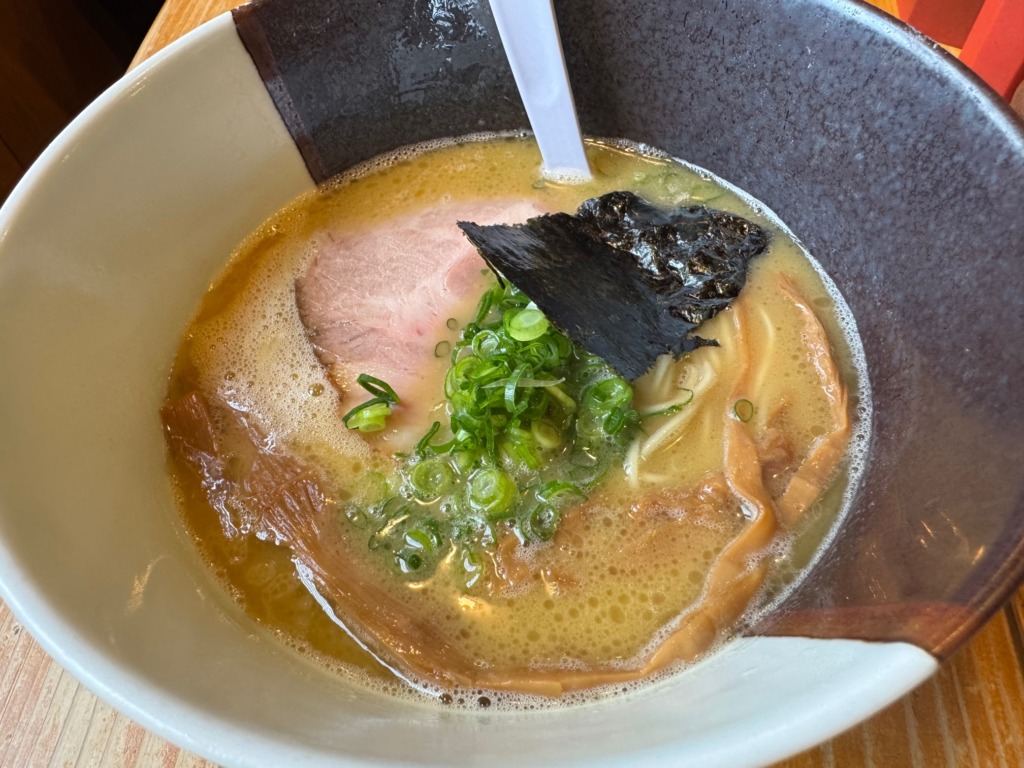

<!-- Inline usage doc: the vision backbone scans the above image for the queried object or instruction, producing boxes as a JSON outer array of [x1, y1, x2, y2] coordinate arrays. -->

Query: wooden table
[[1, 1, 1022, 765]]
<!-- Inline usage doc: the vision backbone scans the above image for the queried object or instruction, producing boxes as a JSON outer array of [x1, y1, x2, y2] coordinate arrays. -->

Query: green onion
[[536, 481, 585, 503], [583, 377, 633, 415], [403, 519, 443, 552], [409, 459, 453, 501], [733, 398, 755, 423], [524, 504, 559, 541], [415, 421, 441, 456], [467, 467, 517, 520], [355, 373, 399, 405], [482, 416, 497, 458], [505, 308, 549, 341], [377, 496, 410, 522], [546, 383, 577, 414], [451, 450, 476, 474], [341, 374, 400, 433], [530, 419, 562, 450], [342, 398, 391, 432], [473, 283, 501, 324], [469, 358, 508, 384], [482, 376, 565, 389], [472, 330, 504, 358], [501, 427, 540, 470], [603, 407, 635, 436], [503, 365, 530, 414], [341, 280, 638, 589]]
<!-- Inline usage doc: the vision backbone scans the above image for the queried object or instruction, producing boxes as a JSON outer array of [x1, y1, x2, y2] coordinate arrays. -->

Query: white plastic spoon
[[489, 0, 592, 182]]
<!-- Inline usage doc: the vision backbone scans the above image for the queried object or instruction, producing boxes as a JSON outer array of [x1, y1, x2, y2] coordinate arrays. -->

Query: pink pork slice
[[295, 199, 544, 450]]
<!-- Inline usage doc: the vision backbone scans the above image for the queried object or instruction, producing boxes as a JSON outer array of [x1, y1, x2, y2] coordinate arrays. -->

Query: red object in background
[[959, 0, 1024, 102], [897, 0, 1024, 102], [898, 0, 986, 47]]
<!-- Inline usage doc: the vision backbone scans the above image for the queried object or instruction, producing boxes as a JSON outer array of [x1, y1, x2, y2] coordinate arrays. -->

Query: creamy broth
[[163, 136, 868, 707]]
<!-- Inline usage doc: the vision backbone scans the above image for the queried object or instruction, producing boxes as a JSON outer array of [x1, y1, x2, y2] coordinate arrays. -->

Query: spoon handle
[[489, 0, 592, 181]]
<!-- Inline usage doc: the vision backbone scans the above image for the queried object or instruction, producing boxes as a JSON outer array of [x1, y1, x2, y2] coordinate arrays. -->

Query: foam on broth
[[164, 135, 870, 709]]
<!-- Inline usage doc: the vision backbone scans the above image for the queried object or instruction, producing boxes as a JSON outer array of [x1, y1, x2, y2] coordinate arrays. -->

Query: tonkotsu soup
[[161, 135, 869, 708]]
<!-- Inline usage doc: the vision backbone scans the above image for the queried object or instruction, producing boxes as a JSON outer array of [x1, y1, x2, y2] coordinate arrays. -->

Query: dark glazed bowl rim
[[745, 0, 1024, 660]]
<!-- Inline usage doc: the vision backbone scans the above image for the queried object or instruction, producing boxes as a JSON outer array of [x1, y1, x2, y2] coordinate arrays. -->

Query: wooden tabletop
[[1, 1, 1022, 766]]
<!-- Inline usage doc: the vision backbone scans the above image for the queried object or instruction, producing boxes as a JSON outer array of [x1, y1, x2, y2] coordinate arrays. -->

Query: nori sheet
[[458, 191, 770, 380]]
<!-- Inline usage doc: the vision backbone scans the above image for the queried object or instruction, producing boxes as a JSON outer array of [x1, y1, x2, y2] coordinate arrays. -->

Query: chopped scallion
[[409, 459, 453, 501], [536, 481, 585, 503], [505, 307, 549, 341], [525, 504, 559, 541], [343, 281, 636, 588], [403, 519, 443, 552], [355, 373, 399, 405], [546, 383, 577, 414], [583, 377, 632, 415], [467, 467, 517, 520], [530, 420, 562, 450], [503, 365, 530, 414], [603, 407, 633, 435], [482, 376, 565, 389], [415, 421, 441, 456], [342, 398, 391, 432], [733, 398, 755, 423]]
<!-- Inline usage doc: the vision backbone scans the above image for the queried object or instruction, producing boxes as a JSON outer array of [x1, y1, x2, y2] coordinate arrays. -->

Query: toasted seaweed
[[458, 191, 770, 380]]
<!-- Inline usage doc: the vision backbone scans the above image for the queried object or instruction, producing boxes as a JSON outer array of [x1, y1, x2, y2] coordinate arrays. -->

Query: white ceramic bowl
[[2, 3, 1021, 766]]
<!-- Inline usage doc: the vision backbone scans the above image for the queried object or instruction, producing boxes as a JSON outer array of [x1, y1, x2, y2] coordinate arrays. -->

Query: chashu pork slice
[[294, 199, 543, 450]]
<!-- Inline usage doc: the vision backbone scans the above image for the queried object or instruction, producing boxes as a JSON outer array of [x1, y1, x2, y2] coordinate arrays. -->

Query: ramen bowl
[[0, 0, 1021, 766]]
